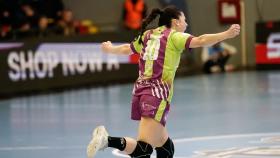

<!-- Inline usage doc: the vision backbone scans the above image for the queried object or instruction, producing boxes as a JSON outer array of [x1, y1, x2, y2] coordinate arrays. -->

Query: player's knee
[[155, 137, 174, 158], [129, 141, 153, 158]]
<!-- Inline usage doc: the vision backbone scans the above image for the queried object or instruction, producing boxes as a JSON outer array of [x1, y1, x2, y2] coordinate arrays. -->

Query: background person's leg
[[217, 55, 231, 72], [203, 60, 217, 74]]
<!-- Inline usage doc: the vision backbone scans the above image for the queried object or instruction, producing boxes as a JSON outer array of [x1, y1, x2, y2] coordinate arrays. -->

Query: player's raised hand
[[101, 41, 131, 55], [226, 24, 240, 39], [101, 41, 113, 53]]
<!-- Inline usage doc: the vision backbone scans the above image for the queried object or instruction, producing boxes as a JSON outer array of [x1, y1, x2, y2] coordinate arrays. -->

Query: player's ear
[[171, 19, 178, 27]]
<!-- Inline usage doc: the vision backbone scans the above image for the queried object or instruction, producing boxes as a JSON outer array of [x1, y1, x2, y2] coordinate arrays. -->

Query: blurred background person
[[0, 0, 17, 39], [122, 0, 147, 30], [15, 3, 39, 38], [56, 9, 79, 36], [35, 16, 53, 37], [35, 0, 64, 22], [201, 42, 237, 74], [0, 7, 12, 39]]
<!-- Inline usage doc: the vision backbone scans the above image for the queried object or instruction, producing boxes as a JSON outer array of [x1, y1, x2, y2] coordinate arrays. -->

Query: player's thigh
[[137, 116, 169, 147]]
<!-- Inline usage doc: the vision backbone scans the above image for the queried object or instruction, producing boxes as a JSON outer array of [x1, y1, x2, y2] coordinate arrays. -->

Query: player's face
[[176, 12, 188, 32]]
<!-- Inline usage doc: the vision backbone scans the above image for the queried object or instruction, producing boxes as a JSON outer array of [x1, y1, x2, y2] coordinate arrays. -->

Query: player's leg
[[87, 94, 173, 158], [105, 95, 156, 158], [135, 95, 174, 158], [137, 117, 168, 147], [87, 125, 138, 158], [87, 95, 149, 158], [87, 125, 109, 158], [137, 117, 174, 158], [101, 96, 153, 158], [155, 137, 175, 158], [104, 94, 142, 155]]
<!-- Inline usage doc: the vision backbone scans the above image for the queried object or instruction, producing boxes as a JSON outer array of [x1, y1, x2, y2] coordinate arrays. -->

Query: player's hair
[[138, 5, 182, 44]]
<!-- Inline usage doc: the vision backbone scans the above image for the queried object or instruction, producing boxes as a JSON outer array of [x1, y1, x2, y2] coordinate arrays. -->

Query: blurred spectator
[[15, 3, 39, 38], [0, 0, 93, 39], [35, 16, 54, 37], [57, 10, 79, 36], [0, 9, 12, 38], [0, 25, 12, 39], [21, 4, 39, 27], [0, 0, 16, 39], [36, 0, 64, 21], [122, 0, 147, 30], [0, 7, 12, 26], [201, 42, 237, 74]]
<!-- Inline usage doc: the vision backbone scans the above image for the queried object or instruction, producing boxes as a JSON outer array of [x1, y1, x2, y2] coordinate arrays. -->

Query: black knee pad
[[155, 138, 174, 158], [129, 141, 153, 158]]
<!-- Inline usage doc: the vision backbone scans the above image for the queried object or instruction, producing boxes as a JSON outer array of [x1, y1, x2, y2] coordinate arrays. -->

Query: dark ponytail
[[137, 5, 182, 44], [138, 8, 162, 44]]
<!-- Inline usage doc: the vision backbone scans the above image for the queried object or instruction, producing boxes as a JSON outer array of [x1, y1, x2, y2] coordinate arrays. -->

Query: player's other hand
[[226, 24, 240, 39], [101, 41, 113, 53]]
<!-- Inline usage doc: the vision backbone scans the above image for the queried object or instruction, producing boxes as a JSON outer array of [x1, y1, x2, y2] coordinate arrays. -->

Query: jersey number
[[143, 34, 162, 60]]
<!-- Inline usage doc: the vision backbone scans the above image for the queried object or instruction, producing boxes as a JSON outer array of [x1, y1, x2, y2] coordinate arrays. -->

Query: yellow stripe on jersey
[[155, 100, 167, 122]]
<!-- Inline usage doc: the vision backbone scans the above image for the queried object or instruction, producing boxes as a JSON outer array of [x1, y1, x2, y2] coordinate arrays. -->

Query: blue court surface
[[0, 71, 280, 158]]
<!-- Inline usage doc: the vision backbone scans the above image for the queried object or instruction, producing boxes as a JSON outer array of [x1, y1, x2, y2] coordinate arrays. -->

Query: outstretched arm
[[101, 41, 131, 55], [189, 24, 240, 48]]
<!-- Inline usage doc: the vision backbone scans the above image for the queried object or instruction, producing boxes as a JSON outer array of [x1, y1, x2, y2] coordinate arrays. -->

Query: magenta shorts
[[131, 95, 170, 126]]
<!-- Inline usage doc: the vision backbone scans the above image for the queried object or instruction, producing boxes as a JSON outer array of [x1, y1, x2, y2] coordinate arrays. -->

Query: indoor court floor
[[1, 71, 280, 158]]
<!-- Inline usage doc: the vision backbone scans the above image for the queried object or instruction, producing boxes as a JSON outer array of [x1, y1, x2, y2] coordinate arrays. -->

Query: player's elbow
[[121, 44, 132, 55], [125, 44, 132, 55], [189, 36, 207, 48]]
